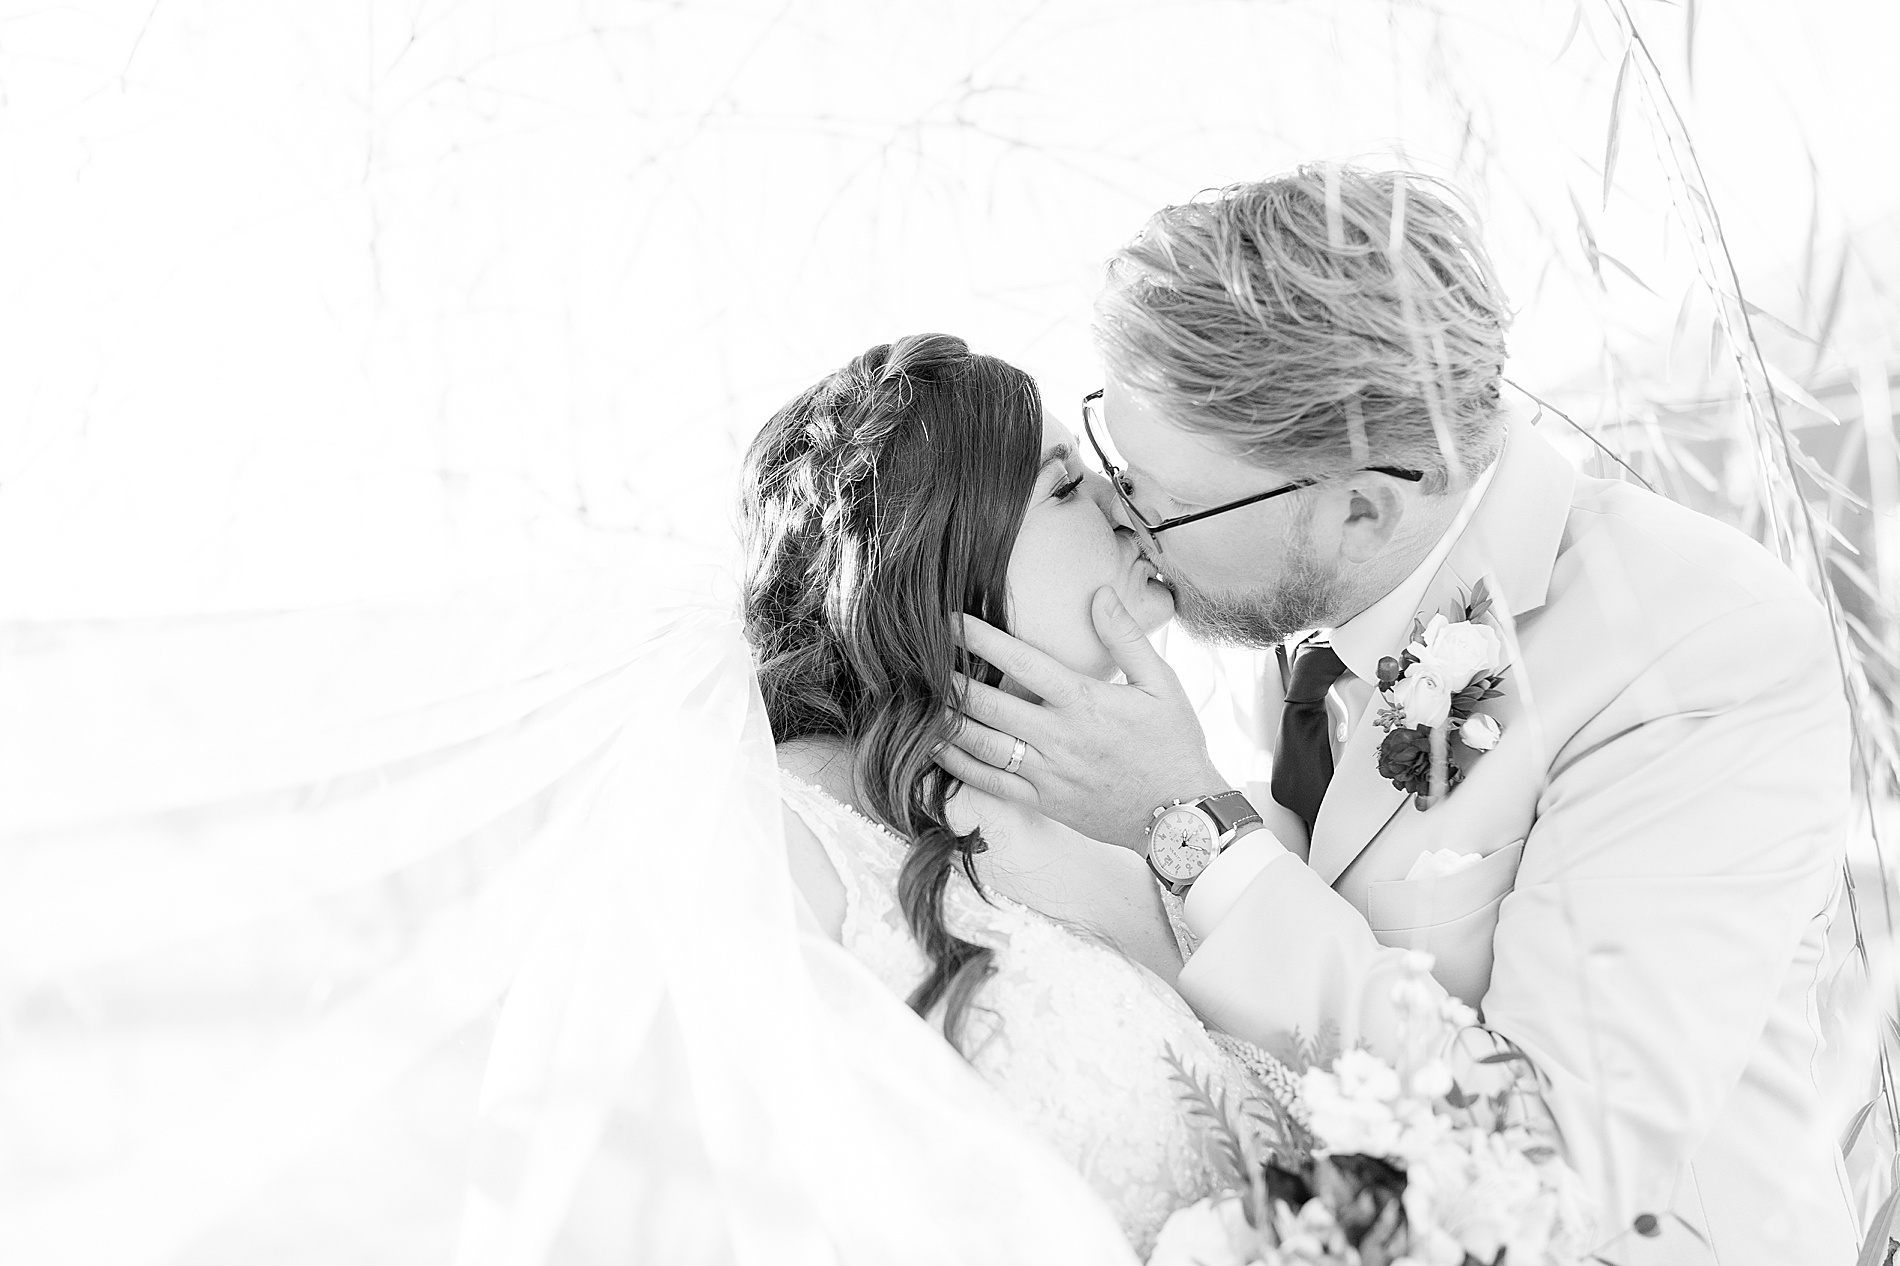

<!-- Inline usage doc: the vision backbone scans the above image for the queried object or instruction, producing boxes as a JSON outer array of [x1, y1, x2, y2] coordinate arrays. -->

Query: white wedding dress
[[781, 774, 1294, 1256]]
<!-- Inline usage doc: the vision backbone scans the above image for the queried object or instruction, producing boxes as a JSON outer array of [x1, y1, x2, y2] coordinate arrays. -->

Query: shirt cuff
[[1183, 827, 1291, 941]]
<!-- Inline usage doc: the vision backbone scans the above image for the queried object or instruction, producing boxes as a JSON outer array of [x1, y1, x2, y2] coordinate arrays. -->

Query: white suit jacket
[[1177, 413, 1857, 1264]]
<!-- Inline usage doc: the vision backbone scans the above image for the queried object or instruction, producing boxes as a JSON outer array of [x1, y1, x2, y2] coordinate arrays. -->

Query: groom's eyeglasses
[[1080, 389, 1425, 541]]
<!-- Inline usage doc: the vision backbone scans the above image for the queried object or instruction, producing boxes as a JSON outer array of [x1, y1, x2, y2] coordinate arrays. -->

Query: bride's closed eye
[[1052, 472, 1086, 501]]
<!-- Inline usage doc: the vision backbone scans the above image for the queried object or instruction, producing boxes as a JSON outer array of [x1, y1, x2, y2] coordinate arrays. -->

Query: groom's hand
[[938, 587, 1228, 852]]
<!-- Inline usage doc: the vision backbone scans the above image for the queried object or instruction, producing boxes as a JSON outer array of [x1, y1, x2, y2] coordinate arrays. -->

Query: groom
[[942, 166, 1856, 1264]]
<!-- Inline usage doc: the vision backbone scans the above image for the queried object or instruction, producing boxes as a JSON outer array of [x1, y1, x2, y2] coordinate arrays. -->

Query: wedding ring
[[1002, 736, 1028, 775]]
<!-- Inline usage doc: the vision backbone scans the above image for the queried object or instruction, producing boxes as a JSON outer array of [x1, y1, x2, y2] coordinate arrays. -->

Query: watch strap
[[1195, 789, 1262, 837]]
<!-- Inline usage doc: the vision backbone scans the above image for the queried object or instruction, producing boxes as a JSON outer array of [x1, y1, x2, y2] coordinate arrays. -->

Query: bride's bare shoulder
[[776, 739, 850, 941]]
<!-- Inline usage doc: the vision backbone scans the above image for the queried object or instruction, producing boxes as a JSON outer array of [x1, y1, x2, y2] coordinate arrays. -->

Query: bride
[[739, 331, 1292, 1254]]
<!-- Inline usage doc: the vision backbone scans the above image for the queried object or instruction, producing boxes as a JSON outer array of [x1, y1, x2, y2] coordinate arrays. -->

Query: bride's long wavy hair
[[740, 333, 1042, 1051]]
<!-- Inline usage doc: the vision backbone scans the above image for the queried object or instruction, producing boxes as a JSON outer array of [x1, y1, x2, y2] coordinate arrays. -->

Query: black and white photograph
[[3, 2, 1899, 1263]]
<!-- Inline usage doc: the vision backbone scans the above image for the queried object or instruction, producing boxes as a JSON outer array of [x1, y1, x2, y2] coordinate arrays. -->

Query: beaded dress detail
[[780, 773, 1292, 1256]]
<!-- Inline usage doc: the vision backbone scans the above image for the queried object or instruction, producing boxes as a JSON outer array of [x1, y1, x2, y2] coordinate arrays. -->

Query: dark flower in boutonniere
[[1373, 579, 1509, 808], [1374, 725, 1463, 796]]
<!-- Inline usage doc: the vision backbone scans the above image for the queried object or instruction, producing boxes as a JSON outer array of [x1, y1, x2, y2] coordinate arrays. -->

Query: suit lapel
[[1308, 564, 1464, 885], [1308, 693, 1411, 885], [1306, 412, 1577, 887]]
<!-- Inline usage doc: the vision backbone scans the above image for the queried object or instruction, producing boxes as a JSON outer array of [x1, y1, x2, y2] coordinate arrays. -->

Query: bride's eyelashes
[[1052, 472, 1086, 501]]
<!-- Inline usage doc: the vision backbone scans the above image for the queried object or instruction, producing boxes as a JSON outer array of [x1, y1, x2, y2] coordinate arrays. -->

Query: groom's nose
[[1090, 471, 1135, 522], [1100, 482, 1162, 551]]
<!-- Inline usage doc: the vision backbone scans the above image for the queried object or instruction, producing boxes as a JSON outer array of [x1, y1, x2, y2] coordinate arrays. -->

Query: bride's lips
[[1117, 526, 1173, 593], [1135, 545, 1172, 591]]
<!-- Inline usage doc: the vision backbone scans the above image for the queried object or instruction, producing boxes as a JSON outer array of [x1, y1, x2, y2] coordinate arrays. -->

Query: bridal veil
[[0, 555, 1137, 1265]]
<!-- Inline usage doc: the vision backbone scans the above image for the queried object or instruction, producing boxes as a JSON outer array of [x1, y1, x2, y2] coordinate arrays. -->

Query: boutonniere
[[1372, 578, 1509, 809]]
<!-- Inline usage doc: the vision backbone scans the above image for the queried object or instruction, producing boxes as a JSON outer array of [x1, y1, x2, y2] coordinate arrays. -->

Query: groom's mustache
[[1135, 542, 1173, 590], [1165, 565, 1339, 649]]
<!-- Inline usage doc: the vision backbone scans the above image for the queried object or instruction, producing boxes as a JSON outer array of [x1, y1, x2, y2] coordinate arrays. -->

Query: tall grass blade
[[1740, 297, 1821, 347], [1604, 43, 1634, 208], [1802, 155, 1823, 321], [1831, 555, 1885, 608], [1855, 1177, 1900, 1266], [1767, 363, 1843, 426], [1843, 611, 1900, 673], [1668, 285, 1699, 370], [1569, 186, 1605, 287], [1684, 0, 1698, 89], [1556, 1, 1585, 63], [1600, 249, 1658, 296], [1850, 1098, 1882, 1159]]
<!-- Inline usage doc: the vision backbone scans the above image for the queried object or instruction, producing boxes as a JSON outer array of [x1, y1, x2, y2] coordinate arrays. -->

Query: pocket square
[[1404, 848, 1486, 882]]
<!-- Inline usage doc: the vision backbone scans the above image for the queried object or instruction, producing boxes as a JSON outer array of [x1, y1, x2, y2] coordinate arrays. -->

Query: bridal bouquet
[[1152, 954, 1592, 1266]]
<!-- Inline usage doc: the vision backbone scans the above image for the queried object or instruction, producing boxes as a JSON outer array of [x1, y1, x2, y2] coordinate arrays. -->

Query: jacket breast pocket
[[1366, 839, 1525, 1009]]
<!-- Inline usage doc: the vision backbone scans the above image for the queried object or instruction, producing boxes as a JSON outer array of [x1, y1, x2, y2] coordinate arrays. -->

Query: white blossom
[[1409, 1059, 1455, 1100], [1459, 713, 1502, 751], [1391, 665, 1453, 728], [1260, 1200, 1353, 1266], [1149, 1195, 1257, 1266], [1408, 614, 1504, 691], [1302, 1049, 1452, 1164]]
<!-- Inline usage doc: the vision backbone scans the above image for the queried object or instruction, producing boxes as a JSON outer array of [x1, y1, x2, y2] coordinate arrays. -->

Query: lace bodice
[[781, 773, 1267, 1256]]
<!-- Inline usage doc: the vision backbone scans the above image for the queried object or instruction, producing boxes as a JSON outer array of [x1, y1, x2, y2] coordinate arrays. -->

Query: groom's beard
[[1166, 529, 1343, 648]]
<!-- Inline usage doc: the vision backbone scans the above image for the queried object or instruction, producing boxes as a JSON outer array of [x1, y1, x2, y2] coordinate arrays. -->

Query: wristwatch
[[1144, 789, 1263, 895]]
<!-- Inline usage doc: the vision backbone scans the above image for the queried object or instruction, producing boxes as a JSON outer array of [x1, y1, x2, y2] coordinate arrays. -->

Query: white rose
[[1391, 665, 1453, 729], [1302, 1066, 1404, 1156], [1391, 1095, 1457, 1163], [1401, 1145, 1483, 1266], [1459, 713, 1502, 751], [1434, 1132, 1547, 1265], [1310, 1100, 1404, 1160], [1409, 616, 1504, 692], [1409, 1059, 1455, 1101], [1304, 1051, 1427, 1157], [1407, 612, 1452, 650], [1438, 993, 1480, 1032], [1148, 1195, 1255, 1266], [1332, 1048, 1403, 1102]]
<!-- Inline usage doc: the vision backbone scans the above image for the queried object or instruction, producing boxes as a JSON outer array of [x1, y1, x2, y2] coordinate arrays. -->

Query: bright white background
[[2, 6, 1897, 1254], [2, 0, 1895, 620]]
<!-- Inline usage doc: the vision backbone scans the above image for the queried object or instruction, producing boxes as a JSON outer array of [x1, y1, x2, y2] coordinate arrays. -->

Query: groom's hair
[[1094, 164, 1511, 494]]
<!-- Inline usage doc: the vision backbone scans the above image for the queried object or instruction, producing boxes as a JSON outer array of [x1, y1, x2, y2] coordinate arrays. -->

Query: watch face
[[1150, 807, 1216, 882]]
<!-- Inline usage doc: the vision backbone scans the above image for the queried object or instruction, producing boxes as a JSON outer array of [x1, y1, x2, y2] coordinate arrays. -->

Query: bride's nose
[[1086, 470, 1141, 530], [1079, 467, 1121, 515]]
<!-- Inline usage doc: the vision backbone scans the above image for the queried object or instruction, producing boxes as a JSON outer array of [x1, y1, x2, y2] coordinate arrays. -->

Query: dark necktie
[[1271, 640, 1350, 839]]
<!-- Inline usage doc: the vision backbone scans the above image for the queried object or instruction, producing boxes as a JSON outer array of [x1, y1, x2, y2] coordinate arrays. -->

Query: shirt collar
[[1324, 458, 1499, 684]]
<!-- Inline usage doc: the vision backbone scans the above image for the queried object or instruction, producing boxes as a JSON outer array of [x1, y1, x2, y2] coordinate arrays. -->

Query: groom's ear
[[1335, 480, 1408, 563]]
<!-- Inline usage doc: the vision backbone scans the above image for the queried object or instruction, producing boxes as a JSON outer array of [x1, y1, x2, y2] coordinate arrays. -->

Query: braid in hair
[[740, 333, 1043, 1052]]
